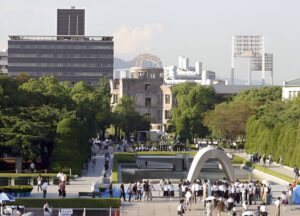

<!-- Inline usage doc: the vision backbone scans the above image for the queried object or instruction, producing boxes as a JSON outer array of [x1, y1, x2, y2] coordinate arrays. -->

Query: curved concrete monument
[[187, 146, 235, 182]]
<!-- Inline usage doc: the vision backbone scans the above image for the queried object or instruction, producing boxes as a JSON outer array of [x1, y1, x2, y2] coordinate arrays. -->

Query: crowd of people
[[115, 176, 296, 216], [119, 180, 156, 202]]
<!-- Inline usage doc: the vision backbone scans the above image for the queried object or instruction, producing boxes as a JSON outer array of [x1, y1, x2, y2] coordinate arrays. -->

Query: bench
[[78, 192, 101, 198]]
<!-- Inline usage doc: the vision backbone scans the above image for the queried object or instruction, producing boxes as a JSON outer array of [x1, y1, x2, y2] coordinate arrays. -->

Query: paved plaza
[[120, 198, 300, 216]]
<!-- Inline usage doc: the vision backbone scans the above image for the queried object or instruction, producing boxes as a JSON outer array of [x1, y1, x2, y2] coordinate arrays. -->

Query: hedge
[[231, 155, 247, 164], [0, 185, 33, 193], [0, 173, 57, 177], [13, 198, 121, 208]]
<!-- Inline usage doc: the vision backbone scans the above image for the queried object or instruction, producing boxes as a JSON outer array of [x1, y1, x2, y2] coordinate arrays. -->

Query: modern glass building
[[8, 35, 114, 85]]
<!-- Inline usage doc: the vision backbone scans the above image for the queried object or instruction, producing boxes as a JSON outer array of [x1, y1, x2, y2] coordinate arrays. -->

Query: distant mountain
[[114, 57, 134, 69]]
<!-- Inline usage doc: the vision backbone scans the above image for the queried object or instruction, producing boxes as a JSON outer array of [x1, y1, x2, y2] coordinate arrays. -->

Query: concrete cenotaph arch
[[187, 146, 235, 182]]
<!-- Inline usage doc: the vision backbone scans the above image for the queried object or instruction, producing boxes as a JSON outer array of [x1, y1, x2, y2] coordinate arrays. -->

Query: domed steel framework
[[133, 53, 163, 68]]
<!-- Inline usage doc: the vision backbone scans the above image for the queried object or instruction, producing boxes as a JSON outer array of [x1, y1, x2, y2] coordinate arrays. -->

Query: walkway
[[235, 152, 295, 180], [30, 148, 113, 198]]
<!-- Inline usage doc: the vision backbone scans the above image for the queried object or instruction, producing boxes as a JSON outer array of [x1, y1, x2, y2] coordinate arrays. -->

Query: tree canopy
[[170, 83, 219, 142]]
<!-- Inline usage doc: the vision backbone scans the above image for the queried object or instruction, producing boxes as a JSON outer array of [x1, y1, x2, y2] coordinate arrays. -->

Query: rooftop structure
[[57, 7, 85, 36]]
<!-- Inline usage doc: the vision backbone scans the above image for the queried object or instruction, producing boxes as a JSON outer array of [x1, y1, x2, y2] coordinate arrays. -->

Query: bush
[[14, 177, 31, 185], [0, 185, 33, 193], [0, 177, 10, 186], [244, 161, 253, 167], [231, 155, 246, 164], [13, 198, 121, 208], [50, 117, 90, 175]]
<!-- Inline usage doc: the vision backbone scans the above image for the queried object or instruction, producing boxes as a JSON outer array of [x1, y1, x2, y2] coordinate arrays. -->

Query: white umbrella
[[0, 192, 15, 204], [82, 208, 86, 216], [242, 211, 255, 216], [205, 196, 216, 201]]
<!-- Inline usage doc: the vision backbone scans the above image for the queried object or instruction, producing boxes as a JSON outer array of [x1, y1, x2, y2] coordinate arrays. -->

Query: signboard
[[233, 35, 263, 57], [251, 53, 273, 71], [60, 209, 73, 216]]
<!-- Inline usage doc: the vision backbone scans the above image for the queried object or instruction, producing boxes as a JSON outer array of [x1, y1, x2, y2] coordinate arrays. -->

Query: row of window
[[9, 54, 113, 59], [9, 63, 112, 68], [9, 44, 113, 50], [13, 71, 105, 77]]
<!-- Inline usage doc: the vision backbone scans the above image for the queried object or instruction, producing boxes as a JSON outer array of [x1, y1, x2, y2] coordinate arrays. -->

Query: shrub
[[13, 198, 121, 208], [0, 185, 33, 193], [50, 117, 90, 175]]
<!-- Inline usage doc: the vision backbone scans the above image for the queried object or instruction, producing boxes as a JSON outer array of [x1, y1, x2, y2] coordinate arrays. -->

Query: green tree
[[171, 83, 218, 142]]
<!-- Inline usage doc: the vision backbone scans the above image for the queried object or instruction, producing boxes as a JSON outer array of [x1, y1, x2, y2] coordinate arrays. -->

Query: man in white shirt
[[30, 162, 35, 173], [274, 197, 281, 216], [42, 181, 48, 198]]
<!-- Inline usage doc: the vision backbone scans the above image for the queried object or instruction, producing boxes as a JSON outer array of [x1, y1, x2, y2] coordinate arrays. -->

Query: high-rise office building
[[8, 35, 113, 85], [57, 7, 85, 36], [8, 7, 114, 85]]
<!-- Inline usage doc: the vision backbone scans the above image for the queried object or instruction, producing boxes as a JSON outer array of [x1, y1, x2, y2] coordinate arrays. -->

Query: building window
[[165, 110, 171, 119], [113, 94, 119, 104], [165, 94, 170, 104], [113, 82, 119, 90], [145, 98, 151, 107], [145, 83, 150, 91]]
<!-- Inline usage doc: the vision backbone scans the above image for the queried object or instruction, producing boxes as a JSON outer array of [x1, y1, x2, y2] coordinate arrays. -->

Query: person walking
[[61, 181, 66, 198], [206, 200, 212, 216], [274, 196, 281, 216], [185, 189, 192, 211], [280, 191, 288, 212], [178, 179, 183, 198], [127, 183, 133, 202], [37, 174, 42, 192], [294, 165, 299, 181], [177, 199, 185, 216], [143, 181, 150, 202], [119, 184, 127, 201], [260, 202, 268, 216], [42, 181, 48, 198], [217, 197, 225, 216], [30, 161, 35, 173], [279, 155, 284, 167], [168, 181, 175, 200], [148, 180, 155, 201], [109, 182, 113, 198]]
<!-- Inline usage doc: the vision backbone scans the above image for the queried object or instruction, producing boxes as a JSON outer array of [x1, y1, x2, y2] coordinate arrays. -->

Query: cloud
[[113, 24, 163, 57]]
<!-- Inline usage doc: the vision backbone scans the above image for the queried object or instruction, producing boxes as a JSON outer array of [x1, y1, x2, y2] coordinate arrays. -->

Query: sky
[[1, 0, 300, 84]]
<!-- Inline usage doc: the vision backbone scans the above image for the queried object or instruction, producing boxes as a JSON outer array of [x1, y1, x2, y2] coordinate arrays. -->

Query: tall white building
[[0, 50, 8, 74]]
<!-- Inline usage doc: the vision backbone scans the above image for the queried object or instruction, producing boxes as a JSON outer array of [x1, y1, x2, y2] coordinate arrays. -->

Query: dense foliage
[[0, 75, 111, 173], [113, 96, 151, 139], [245, 96, 300, 167], [204, 87, 282, 144], [170, 83, 219, 142]]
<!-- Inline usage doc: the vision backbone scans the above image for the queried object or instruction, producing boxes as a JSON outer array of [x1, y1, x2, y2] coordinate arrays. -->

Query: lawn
[[232, 154, 294, 183]]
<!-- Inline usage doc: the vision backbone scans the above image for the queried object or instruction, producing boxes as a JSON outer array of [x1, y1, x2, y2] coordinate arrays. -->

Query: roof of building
[[9, 35, 113, 41], [213, 84, 269, 94], [284, 78, 300, 86]]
